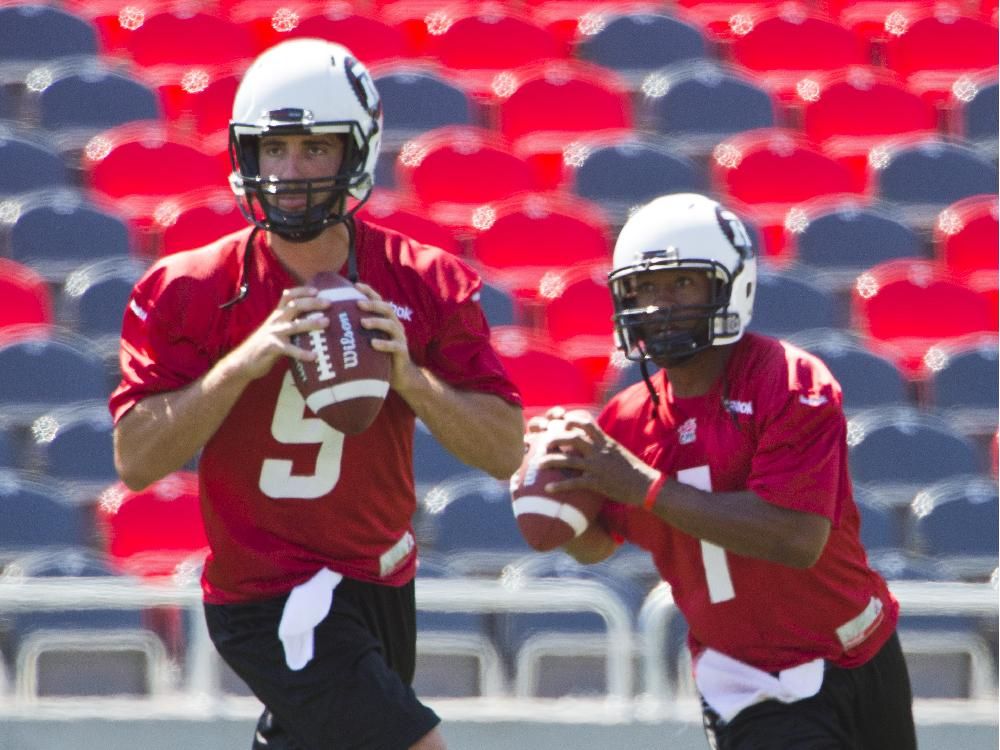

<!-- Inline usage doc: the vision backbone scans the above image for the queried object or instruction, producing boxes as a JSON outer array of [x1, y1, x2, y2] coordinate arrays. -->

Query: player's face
[[257, 133, 345, 211], [630, 268, 714, 349]]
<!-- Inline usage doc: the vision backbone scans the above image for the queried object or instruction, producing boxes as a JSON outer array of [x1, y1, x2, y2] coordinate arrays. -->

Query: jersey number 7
[[678, 465, 735, 604]]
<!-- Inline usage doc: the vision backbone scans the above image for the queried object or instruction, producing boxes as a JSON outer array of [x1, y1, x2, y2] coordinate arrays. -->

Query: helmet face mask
[[229, 40, 382, 242], [609, 194, 756, 367]]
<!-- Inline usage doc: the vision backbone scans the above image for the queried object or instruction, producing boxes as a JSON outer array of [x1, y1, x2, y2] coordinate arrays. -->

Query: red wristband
[[643, 471, 666, 511]]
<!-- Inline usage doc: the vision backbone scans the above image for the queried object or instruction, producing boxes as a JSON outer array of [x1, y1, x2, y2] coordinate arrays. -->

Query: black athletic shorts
[[702, 632, 916, 750], [204, 576, 441, 750]]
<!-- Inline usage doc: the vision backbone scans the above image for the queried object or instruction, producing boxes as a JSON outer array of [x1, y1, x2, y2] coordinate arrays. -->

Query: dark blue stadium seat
[[874, 138, 998, 210], [0, 127, 69, 196], [854, 486, 904, 552], [412, 420, 475, 494], [0, 426, 17, 470], [788, 329, 911, 412], [0, 331, 110, 423], [475, 281, 518, 328], [577, 12, 707, 84], [62, 257, 144, 340], [791, 200, 923, 278], [375, 67, 473, 144], [847, 407, 983, 504], [926, 342, 999, 431], [749, 268, 840, 336], [0, 471, 92, 559], [958, 76, 998, 147], [569, 139, 706, 223], [642, 61, 776, 156], [7, 191, 132, 280], [0, 5, 97, 65], [34, 60, 161, 133], [29, 404, 117, 486]]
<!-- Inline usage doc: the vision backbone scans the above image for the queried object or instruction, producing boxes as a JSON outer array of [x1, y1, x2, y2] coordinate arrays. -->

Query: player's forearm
[[649, 482, 831, 568], [113, 356, 255, 490], [401, 367, 524, 479]]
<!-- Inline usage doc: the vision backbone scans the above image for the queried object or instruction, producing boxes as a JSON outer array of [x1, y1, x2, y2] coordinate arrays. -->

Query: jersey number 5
[[677, 465, 735, 604], [259, 372, 345, 499]]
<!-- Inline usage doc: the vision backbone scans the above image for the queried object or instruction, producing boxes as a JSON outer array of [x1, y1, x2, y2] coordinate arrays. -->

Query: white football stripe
[[512, 496, 590, 537], [318, 288, 366, 303], [305, 379, 390, 412]]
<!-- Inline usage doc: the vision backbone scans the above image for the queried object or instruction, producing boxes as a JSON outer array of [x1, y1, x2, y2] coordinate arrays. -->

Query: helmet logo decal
[[344, 56, 381, 120], [715, 207, 754, 258]]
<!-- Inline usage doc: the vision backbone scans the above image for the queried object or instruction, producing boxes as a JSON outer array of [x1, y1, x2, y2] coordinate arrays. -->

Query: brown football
[[509, 420, 604, 551], [289, 271, 391, 435]]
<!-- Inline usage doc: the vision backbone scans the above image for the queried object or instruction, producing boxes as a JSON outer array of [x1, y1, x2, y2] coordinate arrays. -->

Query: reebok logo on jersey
[[389, 301, 413, 322], [678, 418, 697, 445], [723, 399, 754, 416], [799, 394, 828, 407]]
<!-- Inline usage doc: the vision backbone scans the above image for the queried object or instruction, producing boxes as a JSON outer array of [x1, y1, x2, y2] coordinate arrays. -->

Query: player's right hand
[[226, 286, 331, 382]]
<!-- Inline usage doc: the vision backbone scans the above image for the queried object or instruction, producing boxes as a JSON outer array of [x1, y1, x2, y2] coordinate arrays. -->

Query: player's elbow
[[782, 518, 831, 569]]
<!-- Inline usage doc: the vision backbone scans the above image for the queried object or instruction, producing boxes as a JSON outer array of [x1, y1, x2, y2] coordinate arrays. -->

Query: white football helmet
[[609, 193, 756, 365], [229, 38, 382, 242]]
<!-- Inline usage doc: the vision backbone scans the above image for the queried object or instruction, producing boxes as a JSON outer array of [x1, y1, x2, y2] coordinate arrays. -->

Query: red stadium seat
[[394, 126, 544, 228], [357, 190, 464, 256], [141, 190, 247, 258], [494, 61, 633, 189], [95, 8, 257, 69], [490, 326, 599, 415], [156, 70, 240, 143], [883, 6, 999, 103], [96, 471, 209, 580], [726, 4, 871, 100], [82, 123, 231, 217], [538, 263, 615, 347], [422, 7, 568, 93], [709, 128, 863, 260], [799, 66, 938, 189], [673, 0, 784, 43], [0, 259, 54, 341], [934, 194, 999, 279], [468, 193, 612, 294], [852, 259, 996, 375]]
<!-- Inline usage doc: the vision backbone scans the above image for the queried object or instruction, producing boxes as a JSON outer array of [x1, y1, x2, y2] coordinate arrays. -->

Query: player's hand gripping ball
[[290, 271, 391, 434], [509, 418, 604, 551]]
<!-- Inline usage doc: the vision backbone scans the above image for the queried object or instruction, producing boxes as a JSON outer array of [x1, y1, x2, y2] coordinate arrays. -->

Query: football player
[[534, 193, 916, 749], [110, 39, 524, 750]]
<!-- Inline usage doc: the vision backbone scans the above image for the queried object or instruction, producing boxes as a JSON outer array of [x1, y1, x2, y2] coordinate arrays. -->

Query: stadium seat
[[933, 194, 999, 283], [786, 197, 923, 285], [567, 137, 707, 226], [799, 66, 938, 189], [27, 403, 118, 488], [0, 4, 98, 70], [490, 326, 599, 414], [749, 267, 841, 336], [95, 471, 209, 580], [102, 9, 257, 69], [156, 70, 239, 144], [882, 7, 999, 104], [422, 8, 568, 93], [575, 10, 708, 86], [374, 66, 474, 150], [851, 258, 996, 375], [393, 126, 543, 228], [908, 475, 999, 581], [600, 357, 660, 403], [81, 123, 230, 215], [869, 137, 999, 221], [950, 73, 998, 154], [538, 264, 615, 345], [495, 61, 633, 189], [725, 5, 870, 101], [357, 190, 463, 256], [641, 60, 777, 158], [2, 547, 171, 699], [854, 485, 904, 552], [0, 126, 70, 196], [0, 330, 111, 424], [26, 58, 161, 147], [6, 189, 133, 280], [475, 281, 520, 328], [421, 472, 531, 575], [0, 471, 93, 561], [0, 426, 17, 471], [0, 259, 54, 339], [787, 329, 912, 413], [709, 128, 861, 259], [847, 406, 983, 504], [921, 340, 999, 437], [467, 192, 612, 294], [128, 188, 245, 258], [411, 418, 479, 496]]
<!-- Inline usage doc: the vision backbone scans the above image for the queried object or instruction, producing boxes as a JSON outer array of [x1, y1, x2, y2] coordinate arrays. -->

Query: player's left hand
[[354, 282, 420, 394], [540, 410, 660, 508]]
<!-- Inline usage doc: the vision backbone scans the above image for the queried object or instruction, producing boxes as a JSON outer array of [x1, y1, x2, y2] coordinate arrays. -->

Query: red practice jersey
[[598, 333, 897, 672], [110, 222, 521, 604]]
